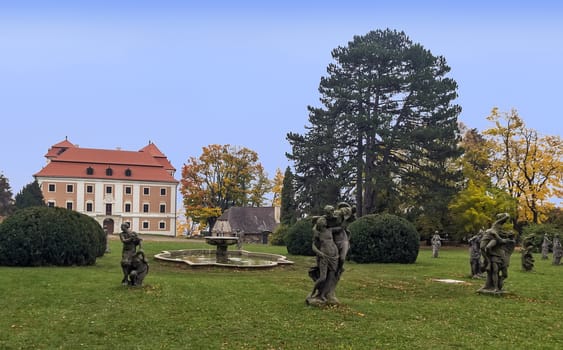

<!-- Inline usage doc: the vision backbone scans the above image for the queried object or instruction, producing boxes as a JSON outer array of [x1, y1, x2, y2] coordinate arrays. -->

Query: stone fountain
[[204, 236, 239, 263], [154, 235, 293, 268]]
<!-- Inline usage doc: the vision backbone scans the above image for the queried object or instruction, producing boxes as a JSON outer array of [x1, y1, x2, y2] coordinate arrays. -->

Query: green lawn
[[1, 240, 562, 349]]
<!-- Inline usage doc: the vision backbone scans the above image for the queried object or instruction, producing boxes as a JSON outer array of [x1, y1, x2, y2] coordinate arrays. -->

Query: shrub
[[0, 206, 106, 266], [522, 223, 561, 252], [269, 224, 289, 246], [285, 218, 314, 256], [349, 213, 420, 264]]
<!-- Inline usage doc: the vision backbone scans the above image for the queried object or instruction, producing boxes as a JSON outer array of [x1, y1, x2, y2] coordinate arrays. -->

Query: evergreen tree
[[280, 167, 297, 225], [0, 173, 15, 216], [287, 29, 462, 219], [14, 180, 45, 209]]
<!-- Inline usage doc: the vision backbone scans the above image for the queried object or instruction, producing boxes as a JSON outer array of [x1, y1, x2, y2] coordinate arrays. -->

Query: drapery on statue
[[478, 213, 515, 294], [119, 222, 144, 286], [306, 203, 355, 306]]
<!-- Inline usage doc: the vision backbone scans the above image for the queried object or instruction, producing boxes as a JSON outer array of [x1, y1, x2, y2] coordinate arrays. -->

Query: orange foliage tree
[[180, 144, 271, 230], [484, 108, 562, 224]]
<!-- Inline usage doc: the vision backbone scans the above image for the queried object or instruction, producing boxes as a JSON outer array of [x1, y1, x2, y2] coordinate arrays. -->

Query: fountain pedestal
[[205, 237, 239, 264]]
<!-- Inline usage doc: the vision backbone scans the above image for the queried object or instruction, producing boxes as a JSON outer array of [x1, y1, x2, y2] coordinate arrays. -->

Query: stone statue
[[468, 231, 483, 278], [431, 232, 442, 258], [541, 233, 551, 260], [306, 202, 355, 306], [478, 213, 515, 294], [103, 225, 111, 253], [128, 250, 149, 286], [521, 237, 535, 272], [119, 222, 143, 286], [552, 235, 562, 265]]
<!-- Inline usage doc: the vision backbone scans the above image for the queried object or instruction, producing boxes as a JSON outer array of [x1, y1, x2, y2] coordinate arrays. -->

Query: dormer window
[[106, 167, 113, 176], [125, 168, 132, 177], [86, 167, 94, 175]]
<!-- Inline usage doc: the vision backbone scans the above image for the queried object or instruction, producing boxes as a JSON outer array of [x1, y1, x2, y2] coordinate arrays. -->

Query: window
[[160, 188, 166, 196], [159, 221, 166, 229], [86, 167, 94, 175], [106, 167, 113, 176], [159, 204, 166, 213], [106, 186, 112, 194], [106, 203, 112, 215], [86, 185, 93, 193], [66, 202, 73, 210], [47, 201, 55, 207], [86, 202, 93, 212], [142, 221, 149, 229], [143, 204, 149, 213], [48, 184, 56, 192], [143, 187, 150, 195], [125, 168, 132, 176], [124, 186, 132, 195], [66, 184, 74, 193], [124, 203, 131, 213]]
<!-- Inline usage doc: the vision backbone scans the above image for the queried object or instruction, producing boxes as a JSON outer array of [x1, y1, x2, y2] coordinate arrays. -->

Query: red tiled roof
[[35, 140, 177, 183], [140, 142, 176, 171]]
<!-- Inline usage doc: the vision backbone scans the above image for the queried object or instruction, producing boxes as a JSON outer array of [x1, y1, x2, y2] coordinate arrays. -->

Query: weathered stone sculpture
[[431, 232, 442, 258], [552, 235, 562, 265], [468, 231, 483, 278], [119, 222, 143, 286], [306, 203, 355, 306], [478, 213, 515, 295], [128, 250, 149, 286], [521, 237, 535, 272], [541, 233, 551, 260]]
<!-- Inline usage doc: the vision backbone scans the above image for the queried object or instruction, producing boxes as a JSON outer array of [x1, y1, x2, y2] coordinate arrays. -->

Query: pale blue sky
[[1, 1, 562, 197]]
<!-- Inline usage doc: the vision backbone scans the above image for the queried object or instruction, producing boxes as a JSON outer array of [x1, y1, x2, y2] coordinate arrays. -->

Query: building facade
[[34, 139, 178, 236]]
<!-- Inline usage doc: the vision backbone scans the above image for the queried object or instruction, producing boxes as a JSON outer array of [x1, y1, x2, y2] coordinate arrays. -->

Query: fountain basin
[[154, 249, 294, 268]]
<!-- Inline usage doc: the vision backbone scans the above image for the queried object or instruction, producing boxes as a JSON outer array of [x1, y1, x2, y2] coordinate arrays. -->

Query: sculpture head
[[323, 205, 335, 217], [121, 223, 130, 232]]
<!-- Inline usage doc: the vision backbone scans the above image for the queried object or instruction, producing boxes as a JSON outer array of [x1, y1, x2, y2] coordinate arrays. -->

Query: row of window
[[47, 201, 167, 214], [48, 183, 167, 196], [123, 220, 168, 230], [86, 167, 133, 177]]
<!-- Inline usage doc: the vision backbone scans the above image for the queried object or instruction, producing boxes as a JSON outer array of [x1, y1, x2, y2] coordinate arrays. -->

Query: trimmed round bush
[[349, 213, 420, 264], [285, 218, 315, 256], [269, 224, 289, 246], [0, 206, 106, 266]]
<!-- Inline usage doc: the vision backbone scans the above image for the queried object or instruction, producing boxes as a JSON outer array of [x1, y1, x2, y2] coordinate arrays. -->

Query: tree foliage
[[484, 108, 562, 225], [0, 173, 15, 217], [286, 29, 462, 223], [14, 180, 45, 209], [271, 168, 284, 207], [446, 127, 517, 239], [280, 167, 298, 225], [180, 144, 271, 230]]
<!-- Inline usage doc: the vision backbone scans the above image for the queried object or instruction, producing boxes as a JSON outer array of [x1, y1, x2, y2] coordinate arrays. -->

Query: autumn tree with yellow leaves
[[484, 108, 562, 225], [180, 144, 272, 230]]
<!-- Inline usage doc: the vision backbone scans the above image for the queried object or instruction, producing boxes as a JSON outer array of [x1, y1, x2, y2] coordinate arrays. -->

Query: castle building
[[34, 139, 178, 236]]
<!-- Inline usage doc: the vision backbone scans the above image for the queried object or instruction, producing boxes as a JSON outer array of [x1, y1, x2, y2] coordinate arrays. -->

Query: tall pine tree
[[0, 173, 15, 216], [15, 180, 45, 209], [287, 29, 462, 220]]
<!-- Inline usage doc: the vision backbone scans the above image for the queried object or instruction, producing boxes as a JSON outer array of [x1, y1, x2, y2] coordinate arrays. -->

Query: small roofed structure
[[212, 207, 280, 244]]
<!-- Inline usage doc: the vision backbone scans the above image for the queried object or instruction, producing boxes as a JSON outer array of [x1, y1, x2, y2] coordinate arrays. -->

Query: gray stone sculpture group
[[120, 222, 149, 286], [477, 213, 515, 294], [306, 203, 355, 306]]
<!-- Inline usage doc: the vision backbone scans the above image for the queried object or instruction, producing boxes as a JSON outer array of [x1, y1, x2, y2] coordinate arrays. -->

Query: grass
[[1, 240, 562, 349]]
